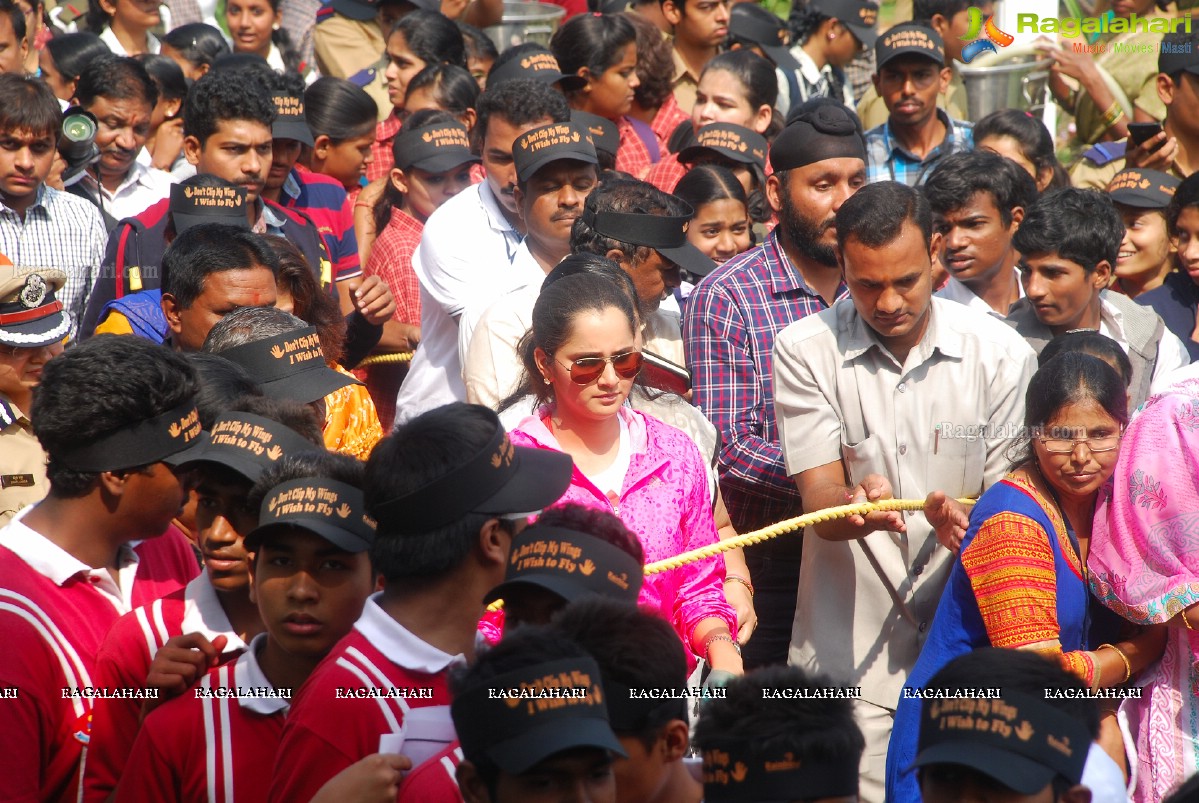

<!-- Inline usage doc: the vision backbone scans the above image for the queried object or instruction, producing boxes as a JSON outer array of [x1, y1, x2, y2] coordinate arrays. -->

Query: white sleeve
[[1150, 328, 1192, 393]]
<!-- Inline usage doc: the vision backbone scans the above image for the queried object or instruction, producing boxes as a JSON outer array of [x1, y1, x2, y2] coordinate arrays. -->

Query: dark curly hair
[[32, 336, 198, 497], [183, 69, 275, 146]]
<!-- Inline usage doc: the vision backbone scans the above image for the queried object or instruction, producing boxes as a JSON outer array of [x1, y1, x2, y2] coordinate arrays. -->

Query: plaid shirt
[[651, 95, 690, 154], [0, 186, 106, 341], [616, 117, 656, 178], [366, 115, 402, 184], [865, 109, 974, 187], [641, 152, 688, 190], [365, 207, 423, 326], [682, 229, 847, 533]]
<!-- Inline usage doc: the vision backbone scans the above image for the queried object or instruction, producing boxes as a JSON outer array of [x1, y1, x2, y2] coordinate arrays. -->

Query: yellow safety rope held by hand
[[358, 351, 414, 367], [485, 497, 975, 610], [644, 497, 975, 574]]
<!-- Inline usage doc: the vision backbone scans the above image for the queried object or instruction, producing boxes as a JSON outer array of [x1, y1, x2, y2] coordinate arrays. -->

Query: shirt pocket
[[840, 434, 883, 489], [927, 432, 985, 498]]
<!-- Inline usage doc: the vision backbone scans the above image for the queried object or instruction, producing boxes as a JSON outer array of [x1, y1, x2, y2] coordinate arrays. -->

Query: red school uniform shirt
[[365, 206, 424, 327], [640, 152, 689, 191], [615, 116, 656, 178], [651, 94, 690, 154], [267, 594, 460, 803], [0, 512, 199, 803], [397, 742, 465, 802], [83, 571, 248, 803], [367, 114, 403, 184], [114, 635, 288, 803]]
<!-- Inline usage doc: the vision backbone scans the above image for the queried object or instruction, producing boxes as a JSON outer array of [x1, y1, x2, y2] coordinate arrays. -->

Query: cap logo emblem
[[519, 124, 581, 155], [520, 53, 559, 71], [491, 435, 515, 468], [421, 126, 471, 149], [273, 95, 304, 116], [859, 6, 877, 24], [181, 185, 243, 208], [336, 502, 352, 518], [18, 274, 47, 309], [266, 444, 283, 461], [730, 763, 749, 782], [578, 558, 595, 576], [167, 408, 200, 443]]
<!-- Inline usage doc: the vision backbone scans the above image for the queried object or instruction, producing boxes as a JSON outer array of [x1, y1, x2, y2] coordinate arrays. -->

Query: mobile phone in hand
[[1128, 122, 1165, 151]]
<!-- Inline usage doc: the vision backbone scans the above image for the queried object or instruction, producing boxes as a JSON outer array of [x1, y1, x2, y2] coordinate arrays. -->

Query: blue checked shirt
[[683, 230, 848, 534], [0, 186, 107, 341], [865, 109, 974, 186]]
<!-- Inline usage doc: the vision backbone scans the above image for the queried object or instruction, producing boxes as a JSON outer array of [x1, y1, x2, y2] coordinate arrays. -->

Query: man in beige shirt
[[662, 0, 731, 112], [0, 267, 70, 524], [772, 180, 1035, 803]]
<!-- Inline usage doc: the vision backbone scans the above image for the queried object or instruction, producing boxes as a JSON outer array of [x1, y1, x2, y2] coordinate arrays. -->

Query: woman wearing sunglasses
[[885, 352, 1167, 803], [506, 270, 742, 680]]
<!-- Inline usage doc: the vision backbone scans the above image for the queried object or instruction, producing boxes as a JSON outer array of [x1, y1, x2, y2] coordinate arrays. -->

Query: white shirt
[[0, 506, 141, 614], [99, 26, 160, 56], [458, 239, 547, 360], [1097, 297, 1190, 394], [394, 182, 523, 425], [77, 161, 174, 224], [777, 47, 856, 117], [935, 272, 1025, 319]]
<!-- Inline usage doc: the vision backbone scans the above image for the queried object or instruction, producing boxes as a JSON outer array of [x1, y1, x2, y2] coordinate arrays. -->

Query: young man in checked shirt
[[682, 99, 866, 670], [0, 73, 107, 340]]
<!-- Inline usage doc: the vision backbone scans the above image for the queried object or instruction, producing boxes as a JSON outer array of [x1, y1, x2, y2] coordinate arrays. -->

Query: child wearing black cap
[[0, 336, 203, 801], [483, 502, 644, 634], [451, 625, 626, 803], [115, 450, 377, 803], [551, 598, 701, 803], [84, 399, 325, 800], [904, 649, 1101, 803], [268, 402, 573, 801], [364, 110, 481, 367], [693, 665, 865, 803], [1105, 168, 1181, 299]]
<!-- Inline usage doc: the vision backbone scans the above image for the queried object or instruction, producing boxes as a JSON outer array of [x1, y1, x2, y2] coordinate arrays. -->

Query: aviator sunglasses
[[554, 350, 644, 385]]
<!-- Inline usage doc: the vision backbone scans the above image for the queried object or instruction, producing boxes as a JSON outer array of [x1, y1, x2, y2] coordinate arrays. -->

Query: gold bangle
[[704, 633, 738, 661], [724, 575, 754, 598], [1182, 606, 1195, 630], [1101, 101, 1125, 128], [1098, 643, 1132, 684]]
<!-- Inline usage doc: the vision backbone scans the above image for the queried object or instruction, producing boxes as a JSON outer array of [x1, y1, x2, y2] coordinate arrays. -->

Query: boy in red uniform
[[115, 449, 378, 803], [268, 402, 573, 801], [0, 335, 202, 802], [451, 626, 627, 803], [83, 401, 324, 802]]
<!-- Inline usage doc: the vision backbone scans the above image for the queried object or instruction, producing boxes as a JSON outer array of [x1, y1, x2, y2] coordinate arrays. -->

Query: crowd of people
[[0, 0, 1198, 799]]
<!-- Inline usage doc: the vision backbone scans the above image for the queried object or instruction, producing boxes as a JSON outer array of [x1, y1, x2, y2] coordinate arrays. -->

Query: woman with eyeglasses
[[506, 270, 743, 680], [885, 352, 1168, 803]]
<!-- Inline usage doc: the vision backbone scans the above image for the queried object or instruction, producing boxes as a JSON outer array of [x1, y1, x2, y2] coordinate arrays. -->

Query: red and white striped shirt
[[114, 636, 288, 803], [83, 572, 247, 803], [0, 511, 199, 803], [267, 595, 459, 803], [397, 742, 465, 802]]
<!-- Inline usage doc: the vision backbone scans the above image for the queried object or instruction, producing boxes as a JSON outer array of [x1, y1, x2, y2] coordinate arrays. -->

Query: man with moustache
[[69, 56, 172, 229], [394, 79, 570, 425], [864, 24, 972, 186], [80, 71, 334, 337], [460, 119, 599, 408], [682, 99, 865, 670], [771, 181, 1034, 803]]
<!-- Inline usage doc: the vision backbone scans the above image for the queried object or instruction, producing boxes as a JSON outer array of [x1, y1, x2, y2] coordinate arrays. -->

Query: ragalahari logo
[[958, 6, 1014, 63]]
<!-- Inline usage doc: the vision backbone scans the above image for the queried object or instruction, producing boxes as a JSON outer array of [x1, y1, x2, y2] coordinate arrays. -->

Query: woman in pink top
[[506, 269, 742, 677]]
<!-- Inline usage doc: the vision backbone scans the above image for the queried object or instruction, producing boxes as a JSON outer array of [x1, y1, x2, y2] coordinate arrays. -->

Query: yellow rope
[[358, 351, 414, 367], [485, 497, 975, 610]]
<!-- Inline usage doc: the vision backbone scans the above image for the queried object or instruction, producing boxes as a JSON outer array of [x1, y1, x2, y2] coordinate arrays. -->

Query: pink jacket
[[510, 407, 737, 669]]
